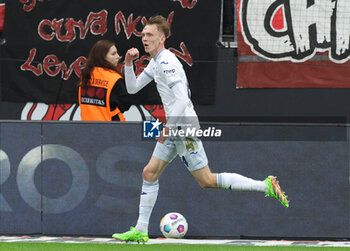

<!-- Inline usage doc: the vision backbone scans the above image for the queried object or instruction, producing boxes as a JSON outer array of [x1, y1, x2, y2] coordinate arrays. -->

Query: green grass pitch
[[0, 243, 348, 250]]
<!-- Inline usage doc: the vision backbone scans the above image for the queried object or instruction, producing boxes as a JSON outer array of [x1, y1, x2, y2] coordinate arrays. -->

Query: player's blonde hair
[[146, 15, 169, 37]]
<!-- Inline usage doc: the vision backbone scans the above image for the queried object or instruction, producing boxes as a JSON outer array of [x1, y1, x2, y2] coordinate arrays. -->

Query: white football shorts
[[152, 136, 208, 172]]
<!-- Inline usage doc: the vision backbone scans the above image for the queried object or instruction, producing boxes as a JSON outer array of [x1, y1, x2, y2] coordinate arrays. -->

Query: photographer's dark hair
[[80, 40, 120, 87]]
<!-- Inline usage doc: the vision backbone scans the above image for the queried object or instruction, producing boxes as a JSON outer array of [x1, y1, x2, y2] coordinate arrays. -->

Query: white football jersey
[[125, 49, 199, 129]]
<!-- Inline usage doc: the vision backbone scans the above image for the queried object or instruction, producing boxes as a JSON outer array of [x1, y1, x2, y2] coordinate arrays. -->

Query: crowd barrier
[[0, 121, 348, 238]]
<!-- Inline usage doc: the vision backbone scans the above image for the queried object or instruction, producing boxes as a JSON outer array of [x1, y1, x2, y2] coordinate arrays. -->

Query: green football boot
[[112, 227, 149, 243], [264, 175, 289, 208]]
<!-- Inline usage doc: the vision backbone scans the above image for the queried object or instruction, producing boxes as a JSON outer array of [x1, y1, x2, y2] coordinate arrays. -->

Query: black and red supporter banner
[[1, 0, 220, 104], [0, 0, 4, 33], [237, 0, 350, 88]]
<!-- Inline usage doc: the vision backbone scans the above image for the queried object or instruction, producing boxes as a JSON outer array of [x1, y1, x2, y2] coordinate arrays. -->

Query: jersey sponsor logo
[[164, 69, 176, 74], [160, 61, 169, 65]]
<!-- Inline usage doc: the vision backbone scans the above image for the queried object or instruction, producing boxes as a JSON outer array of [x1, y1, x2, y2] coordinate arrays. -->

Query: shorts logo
[[143, 119, 162, 138], [185, 137, 198, 154]]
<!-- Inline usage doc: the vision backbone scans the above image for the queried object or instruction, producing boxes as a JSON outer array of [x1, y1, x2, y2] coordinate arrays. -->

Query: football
[[160, 212, 188, 238]]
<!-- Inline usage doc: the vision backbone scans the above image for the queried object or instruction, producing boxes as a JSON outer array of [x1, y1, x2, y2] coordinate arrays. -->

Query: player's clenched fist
[[125, 48, 140, 66]]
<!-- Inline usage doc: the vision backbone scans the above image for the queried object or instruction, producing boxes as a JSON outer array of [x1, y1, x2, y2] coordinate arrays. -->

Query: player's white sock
[[217, 173, 267, 192], [135, 179, 159, 233]]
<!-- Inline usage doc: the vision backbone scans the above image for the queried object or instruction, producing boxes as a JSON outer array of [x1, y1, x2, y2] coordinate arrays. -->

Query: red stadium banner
[[0, 1, 4, 33], [0, 0, 220, 104], [237, 0, 350, 88]]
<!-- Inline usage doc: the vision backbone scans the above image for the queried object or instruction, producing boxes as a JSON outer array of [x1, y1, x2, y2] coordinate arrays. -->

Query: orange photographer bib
[[79, 67, 125, 121]]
